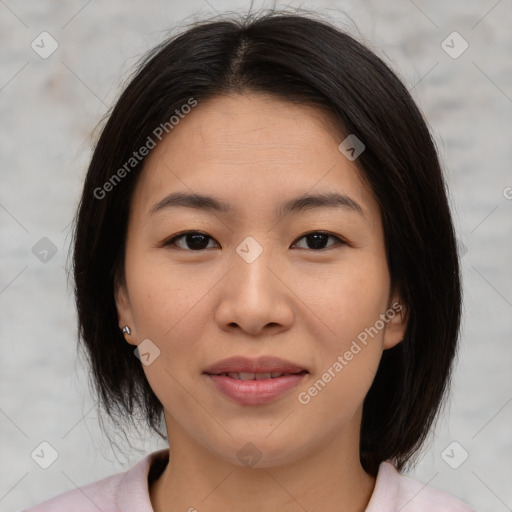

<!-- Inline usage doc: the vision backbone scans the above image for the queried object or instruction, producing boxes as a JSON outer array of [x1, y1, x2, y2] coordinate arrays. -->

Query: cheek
[[126, 259, 210, 412], [297, 348, 381, 437], [127, 250, 206, 340], [304, 256, 389, 400], [312, 254, 390, 342]]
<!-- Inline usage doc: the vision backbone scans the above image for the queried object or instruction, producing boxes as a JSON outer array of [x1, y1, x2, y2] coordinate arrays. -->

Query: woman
[[24, 8, 475, 511]]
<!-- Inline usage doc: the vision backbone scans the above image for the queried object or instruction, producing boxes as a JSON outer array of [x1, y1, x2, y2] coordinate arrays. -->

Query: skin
[[115, 92, 408, 512]]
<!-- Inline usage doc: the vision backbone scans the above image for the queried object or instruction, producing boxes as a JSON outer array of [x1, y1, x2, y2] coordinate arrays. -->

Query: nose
[[214, 243, 294, 337]]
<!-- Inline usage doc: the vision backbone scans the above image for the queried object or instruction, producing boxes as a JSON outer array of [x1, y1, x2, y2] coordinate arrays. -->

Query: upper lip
[[203, 355, 309, 375]]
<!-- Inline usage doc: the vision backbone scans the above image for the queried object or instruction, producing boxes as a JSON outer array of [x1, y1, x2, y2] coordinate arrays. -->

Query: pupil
[[308, 233, 328, 250], [187, 234, 208, 250]]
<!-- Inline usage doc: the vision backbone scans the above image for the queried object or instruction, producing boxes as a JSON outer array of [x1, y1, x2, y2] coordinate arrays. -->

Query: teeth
[[219, 372, 287, 380], [255, 372, 272, 380]]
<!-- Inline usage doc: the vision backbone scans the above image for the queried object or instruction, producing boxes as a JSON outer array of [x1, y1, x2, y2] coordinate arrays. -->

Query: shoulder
[[21, 449, 169, 512], [21, 470, 125, 512], [367, 461, 477, 512]]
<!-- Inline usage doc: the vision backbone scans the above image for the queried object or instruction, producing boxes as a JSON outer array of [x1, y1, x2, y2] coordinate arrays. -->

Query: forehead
[[154, 93, 345, 164], [131, 93, 379, 224]]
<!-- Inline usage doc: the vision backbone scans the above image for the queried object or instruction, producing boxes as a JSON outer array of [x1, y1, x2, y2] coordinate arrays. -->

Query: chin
[[206, 434, 314, 470]]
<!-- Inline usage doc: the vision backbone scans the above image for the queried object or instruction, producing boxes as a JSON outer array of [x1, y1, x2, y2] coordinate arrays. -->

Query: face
[[115, 92, 407, 468]]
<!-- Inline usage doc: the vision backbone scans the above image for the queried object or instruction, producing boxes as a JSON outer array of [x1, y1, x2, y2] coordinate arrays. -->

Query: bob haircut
[[72, 9, 462, 476]]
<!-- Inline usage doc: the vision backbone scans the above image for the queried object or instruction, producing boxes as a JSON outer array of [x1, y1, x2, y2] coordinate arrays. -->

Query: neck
[[150, 411, 375, 512]]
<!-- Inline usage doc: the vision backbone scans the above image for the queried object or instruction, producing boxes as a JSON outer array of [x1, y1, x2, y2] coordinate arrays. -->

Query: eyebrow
[[149, 191, 365, 219]]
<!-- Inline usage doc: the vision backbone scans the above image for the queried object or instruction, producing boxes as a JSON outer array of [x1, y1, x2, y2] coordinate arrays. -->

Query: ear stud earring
[[122, 326, 131, 335]]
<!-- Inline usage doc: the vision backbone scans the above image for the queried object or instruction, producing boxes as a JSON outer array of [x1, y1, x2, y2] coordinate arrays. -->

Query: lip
[[203, 355, 309, 406], [203, 355, 308, 375], [205, 373, 308, 405]]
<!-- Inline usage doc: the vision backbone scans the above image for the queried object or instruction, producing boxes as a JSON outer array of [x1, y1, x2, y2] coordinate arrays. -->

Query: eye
[[292, 231, 346, 251], [162, 230, 346, 251], [163, 231, 219, 251]]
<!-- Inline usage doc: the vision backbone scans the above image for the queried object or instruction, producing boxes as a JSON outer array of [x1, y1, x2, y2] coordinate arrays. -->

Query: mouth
[[202, 356, 309, 405], [205, 370, 309, 380], [204, 371, 309, 406], [202, 355, 309, 376]]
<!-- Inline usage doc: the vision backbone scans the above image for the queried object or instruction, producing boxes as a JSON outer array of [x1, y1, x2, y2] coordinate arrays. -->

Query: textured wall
[[1, 1, 511, 511]]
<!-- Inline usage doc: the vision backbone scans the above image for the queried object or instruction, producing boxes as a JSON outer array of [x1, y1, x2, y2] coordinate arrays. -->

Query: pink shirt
[[22, 448, 476, 511]]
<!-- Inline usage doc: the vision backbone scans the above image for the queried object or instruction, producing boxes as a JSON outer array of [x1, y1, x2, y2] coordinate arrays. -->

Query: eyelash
[[161, 230, 348, 252]]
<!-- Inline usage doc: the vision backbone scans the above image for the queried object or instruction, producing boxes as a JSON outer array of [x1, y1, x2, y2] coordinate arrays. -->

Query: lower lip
[[205, 373, 308, 405]]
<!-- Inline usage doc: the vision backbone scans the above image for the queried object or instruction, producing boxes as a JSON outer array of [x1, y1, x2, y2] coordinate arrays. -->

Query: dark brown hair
[[72, 8, 462, 475]]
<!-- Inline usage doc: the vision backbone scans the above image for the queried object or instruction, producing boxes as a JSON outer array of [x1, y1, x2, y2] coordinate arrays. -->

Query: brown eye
[[164, 231, 218, 251], [292, 231, 346, 251]]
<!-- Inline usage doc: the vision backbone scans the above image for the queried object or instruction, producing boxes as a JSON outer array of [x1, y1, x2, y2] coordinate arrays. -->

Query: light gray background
[[1, 1, 511, 511]]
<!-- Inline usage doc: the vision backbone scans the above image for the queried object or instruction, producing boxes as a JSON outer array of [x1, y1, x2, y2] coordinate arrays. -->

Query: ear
[[114, 275, 137, 346], [382, 294, 408, 350]]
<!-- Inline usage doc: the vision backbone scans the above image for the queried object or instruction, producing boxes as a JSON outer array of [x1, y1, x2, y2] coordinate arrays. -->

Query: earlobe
[[383, 298, 408, 350], [114, 280, 137, 346]]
